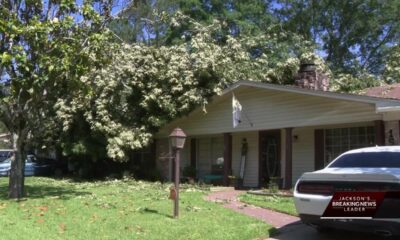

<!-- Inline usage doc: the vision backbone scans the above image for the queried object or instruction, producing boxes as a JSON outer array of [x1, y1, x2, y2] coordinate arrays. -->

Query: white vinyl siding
[[292, 127, 314, 185], [232, 131, 259, 187], [155, 85, 388, 186], [158, 87, 381, 137]]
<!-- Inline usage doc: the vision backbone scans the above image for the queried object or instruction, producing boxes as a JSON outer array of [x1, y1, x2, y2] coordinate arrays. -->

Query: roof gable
[[157, 81, 398, 137]]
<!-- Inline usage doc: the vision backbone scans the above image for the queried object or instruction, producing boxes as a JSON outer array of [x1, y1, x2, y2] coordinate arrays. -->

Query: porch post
[[375, 120, 385, 146], [223, 133, 232, 186], [284, 128, 293, 189]]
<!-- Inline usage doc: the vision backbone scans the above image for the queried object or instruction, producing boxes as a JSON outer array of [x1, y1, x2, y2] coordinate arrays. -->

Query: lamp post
[[169, 127, 186, 218]]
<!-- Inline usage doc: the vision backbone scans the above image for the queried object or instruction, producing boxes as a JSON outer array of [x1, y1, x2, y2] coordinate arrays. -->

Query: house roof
[[362, 83, 400, 100], [222, 81, 400, 113]]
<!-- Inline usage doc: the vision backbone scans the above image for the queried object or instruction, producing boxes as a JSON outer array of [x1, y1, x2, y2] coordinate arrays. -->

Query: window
[[328, 152, 400, 168], [325, 126, 375, 165], [211, 137, 224, 166]]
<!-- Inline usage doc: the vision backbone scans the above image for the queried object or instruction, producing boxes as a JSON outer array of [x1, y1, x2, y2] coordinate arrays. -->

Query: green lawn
[[0, 177, 272, 240], [239, 193, 298, 216]]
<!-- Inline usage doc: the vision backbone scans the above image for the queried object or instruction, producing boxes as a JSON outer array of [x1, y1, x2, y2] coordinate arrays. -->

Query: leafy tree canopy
[[110, 0, 276, 45], [110, 0, 400, 92], [383, 45, 400, 84], [57, 12, 325, 161], [274, 0, 400, 77], [0, 0, 114, 198]]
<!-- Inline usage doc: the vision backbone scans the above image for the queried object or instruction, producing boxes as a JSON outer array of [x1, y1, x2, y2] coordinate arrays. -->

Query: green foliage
[[275, 0, 400, 76], [111, 0, 276, 45], [60, 113, 107, 161], [109, 0, 175, 45], [331, 72, 383, 93], [267, 179, 279, 194], [111, 1, 400, 94], [164, 0, 275, 44], [64, 13, 320, 161], [0, 122, 7, 133], [0, 0, 113, 140], [0, 177, 271, 240], [383, 45, 400, 84], [0, 0, 115, 197]]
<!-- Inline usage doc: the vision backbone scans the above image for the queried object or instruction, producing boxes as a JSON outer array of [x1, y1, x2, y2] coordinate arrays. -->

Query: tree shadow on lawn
[[140, 207, 173, 219], [0, 184, 91, 200]]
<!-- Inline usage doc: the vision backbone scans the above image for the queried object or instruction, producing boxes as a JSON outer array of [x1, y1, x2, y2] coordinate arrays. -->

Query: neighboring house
[[155, 64, 400, 189]]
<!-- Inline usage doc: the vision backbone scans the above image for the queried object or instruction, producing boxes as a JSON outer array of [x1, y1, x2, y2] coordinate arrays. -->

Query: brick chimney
[[295, 63, 329, 91]]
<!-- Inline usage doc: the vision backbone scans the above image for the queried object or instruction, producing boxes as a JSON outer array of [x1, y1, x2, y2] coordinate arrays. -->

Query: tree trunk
[[8, 132, 26, 199]]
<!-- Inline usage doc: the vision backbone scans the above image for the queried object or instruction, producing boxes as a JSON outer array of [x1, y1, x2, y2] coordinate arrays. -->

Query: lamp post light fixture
[[169, 127, 187, 218]]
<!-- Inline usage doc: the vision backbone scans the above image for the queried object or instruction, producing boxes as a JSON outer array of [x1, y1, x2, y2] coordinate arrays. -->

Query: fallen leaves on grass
[[36, 219, 45, 224], [55, 206, 67, 216], [35, 205, 49, 216], [59, 223, 66, 233], [36, 206, 49, 211], [89, 213, 99, 223], [186, 205, 202, 212], [135, 225, 145, 234]]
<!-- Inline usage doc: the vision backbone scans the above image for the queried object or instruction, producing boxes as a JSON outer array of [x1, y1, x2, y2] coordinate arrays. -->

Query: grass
[[0, 177, 272, 240], [239, 193, 298, 216]]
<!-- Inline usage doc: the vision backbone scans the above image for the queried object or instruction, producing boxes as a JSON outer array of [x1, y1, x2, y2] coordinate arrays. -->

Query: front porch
[[155, 81, 400, 189], [156, 120, 390, 189]]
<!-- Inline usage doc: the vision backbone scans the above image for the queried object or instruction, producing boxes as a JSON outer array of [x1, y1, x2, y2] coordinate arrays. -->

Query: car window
[[328, 152, 400, 168], [26, 155, 37, 163], [0, 151, 12, 162]]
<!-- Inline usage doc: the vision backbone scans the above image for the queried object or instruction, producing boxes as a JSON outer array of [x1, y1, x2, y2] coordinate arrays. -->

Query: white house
[[154, 64, 400, 189]]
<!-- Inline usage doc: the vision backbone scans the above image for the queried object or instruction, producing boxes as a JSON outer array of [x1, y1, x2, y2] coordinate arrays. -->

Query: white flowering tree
[[56, 13, 322, 161]]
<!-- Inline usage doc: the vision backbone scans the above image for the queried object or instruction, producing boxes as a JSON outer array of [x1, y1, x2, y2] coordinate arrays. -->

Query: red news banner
[[322, 191, 400, 219]]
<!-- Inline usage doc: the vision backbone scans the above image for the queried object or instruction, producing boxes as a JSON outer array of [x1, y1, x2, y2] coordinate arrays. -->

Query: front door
[[259, 130, 281, 187]]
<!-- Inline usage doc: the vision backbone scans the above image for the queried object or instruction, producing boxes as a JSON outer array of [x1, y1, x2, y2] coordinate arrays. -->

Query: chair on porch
[[203, 164, 224, 185]]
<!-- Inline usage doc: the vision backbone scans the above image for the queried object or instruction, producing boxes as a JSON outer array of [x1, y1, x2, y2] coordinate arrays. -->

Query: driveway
[[206, 190, 389, 240], [270, 221, 389, 240]]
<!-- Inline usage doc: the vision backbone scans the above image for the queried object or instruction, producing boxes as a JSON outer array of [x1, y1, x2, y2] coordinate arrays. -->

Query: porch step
[[209, 187, 235, 192]]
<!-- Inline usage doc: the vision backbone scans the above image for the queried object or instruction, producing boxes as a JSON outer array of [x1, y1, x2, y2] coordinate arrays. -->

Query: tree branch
[[361, 24, 395, 70]]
